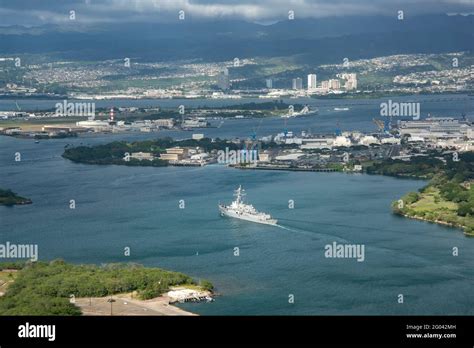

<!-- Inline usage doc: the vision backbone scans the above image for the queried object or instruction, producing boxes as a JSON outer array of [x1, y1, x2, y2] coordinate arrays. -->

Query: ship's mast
[[234, 185, 246, 204]]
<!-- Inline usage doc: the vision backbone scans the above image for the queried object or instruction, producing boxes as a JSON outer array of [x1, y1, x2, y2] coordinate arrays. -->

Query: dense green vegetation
[[0, 262, 26, 270], [62, 137, 239, 166], [0, 260, 212, 315], [366, 156, 445, 179], [0, 188, 32, 206], [63, 141, 168, 166], [385, 152, 474, 235], [210, 101, 303, 111]]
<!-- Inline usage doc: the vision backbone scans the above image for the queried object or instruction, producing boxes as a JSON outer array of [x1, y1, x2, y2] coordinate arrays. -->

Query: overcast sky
[[0, 0, 473, 26]]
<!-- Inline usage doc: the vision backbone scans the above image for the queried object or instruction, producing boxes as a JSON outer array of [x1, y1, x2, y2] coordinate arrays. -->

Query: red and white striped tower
[[109, 107, 114, 121]]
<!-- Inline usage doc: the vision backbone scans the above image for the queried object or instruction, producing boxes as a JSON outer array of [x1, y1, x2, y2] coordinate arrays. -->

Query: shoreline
[[1, 90, 472, 101], [0, 189, 32, 206], [234, 164, 339, 172], [395, 211, 474, 237]]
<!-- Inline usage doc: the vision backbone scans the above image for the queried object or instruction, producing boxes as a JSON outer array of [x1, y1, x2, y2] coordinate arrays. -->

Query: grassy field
[[411, 187, 458, 211], [397, 186, 474, 236]]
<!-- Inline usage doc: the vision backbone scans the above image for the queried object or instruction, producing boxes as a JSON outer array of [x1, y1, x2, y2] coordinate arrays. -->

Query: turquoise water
[[1, 134, 473, 315]]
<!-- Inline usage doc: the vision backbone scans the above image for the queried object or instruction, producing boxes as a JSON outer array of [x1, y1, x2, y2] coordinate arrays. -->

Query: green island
[[62, 137, 239, 166], [367, 152, 474, 236], [206, 101, 305, 117], [0, 260, 213, 316], [0, 188, 32, 206], [26, 102, 302, 123]]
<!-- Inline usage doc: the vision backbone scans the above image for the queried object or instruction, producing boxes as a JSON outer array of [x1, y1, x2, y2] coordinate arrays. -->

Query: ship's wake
[[274, 223, 320, 239], [275, 218, 356, 243], [276, 217, 455, 241]]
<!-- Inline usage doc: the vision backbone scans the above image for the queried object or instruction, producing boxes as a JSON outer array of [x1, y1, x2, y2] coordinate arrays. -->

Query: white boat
[[282, 105, 319, 118], [333, 107, 349, 111], [219, 186, 277, 226]]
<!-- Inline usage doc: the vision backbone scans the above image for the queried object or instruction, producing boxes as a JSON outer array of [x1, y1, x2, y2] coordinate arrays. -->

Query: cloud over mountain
[[0, 0, 473, 26]]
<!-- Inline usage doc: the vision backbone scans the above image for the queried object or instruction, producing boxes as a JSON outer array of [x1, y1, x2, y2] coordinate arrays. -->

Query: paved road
[[75, 294, 196, 316]]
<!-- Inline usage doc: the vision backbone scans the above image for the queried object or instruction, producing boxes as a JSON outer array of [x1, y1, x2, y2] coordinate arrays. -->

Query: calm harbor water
[[1, 95, 474, 315]]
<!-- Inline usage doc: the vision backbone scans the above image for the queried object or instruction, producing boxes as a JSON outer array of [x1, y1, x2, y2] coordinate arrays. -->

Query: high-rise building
[[297, 78, 303, 89], [345, 80, 354, 90], [217, 69, 230, 90], [266, 78, 273, 89], [307, 74, 317, 90], [292, 77, 303, 90], [329, 79, 341, 90], [341, 73, 357, 90], [350, 75, 358, 90], [321, 80, 329, 90]]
